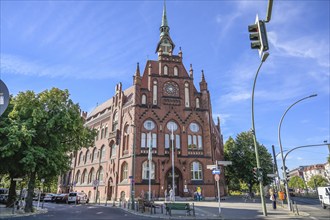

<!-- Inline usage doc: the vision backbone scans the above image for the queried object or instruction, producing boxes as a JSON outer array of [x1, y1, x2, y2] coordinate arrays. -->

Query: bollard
[[161, 204, 163, 214], [112, 200, 116, 207], [290, 201, 295, 213], [105, 199, 107, 206]]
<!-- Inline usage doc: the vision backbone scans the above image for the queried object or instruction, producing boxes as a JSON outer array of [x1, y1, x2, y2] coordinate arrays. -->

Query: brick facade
[[58, 3, 225, 202]]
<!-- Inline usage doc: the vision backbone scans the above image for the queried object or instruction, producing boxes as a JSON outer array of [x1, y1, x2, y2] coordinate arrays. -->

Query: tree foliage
[[224, 131, 273, 193], [307, 175, 329, 189], [288, 176, 305, 189], [0, 88, 95, 212]]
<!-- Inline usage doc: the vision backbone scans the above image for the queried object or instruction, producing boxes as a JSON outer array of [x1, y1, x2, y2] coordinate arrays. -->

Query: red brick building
[[58, 3, 225, 202]]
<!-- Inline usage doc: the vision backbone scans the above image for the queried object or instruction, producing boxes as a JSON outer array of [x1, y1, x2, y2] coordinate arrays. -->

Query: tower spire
[[156, 0, 175, 55]]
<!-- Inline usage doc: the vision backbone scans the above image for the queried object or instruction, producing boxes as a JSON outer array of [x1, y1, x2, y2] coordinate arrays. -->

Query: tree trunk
[[24, 171, 36, 213], [6, 176, 17, 207]]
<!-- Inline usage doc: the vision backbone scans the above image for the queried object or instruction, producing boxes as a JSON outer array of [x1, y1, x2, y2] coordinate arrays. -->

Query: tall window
[[88, 168, 95, 184], [141, 120, 157, 148], [98, 167, 104, 182], [174, 66, 178, 76], [112, 111, 118, 131], [82, 169, 87, 184], [196, 98, 200, 108], [76, 170, 81, 184], [185, 82, 190, 107], [79, 152, 83, 165], [111, 143, 117, 158], [187, 122, 203, 150], [123, 125, 129, 154], [104, 125, 108, 138], [165, 121, 180, 149], [121, 162, 128, 182], [191, 161, 203, 180], [101, 146, 106, 160], [164, 65, 168, 75], [92, 148, 97, 162], [142, 161, 155, 179], [142, 94, 147, 105], [85, 150, 90, 164], [153, 81, 158, 105], [96, 129, 100, 141]]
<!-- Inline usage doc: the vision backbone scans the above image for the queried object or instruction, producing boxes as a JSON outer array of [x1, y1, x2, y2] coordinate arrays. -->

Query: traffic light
[[258, 168, 263, 181], [253, 167, 258, 181], [286, 171, 291, 183], [248, 15, 269, 56]]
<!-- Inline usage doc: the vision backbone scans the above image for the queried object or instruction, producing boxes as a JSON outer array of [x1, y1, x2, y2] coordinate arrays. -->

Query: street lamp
[[278, 94, 317, 210], [171, 124, 175, 202], [148, 132, 153, 201], [251, 51, 269, 216]]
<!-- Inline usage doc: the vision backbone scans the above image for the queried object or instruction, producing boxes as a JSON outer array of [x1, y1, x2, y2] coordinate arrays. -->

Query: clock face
[[164, 82, 179, 96]]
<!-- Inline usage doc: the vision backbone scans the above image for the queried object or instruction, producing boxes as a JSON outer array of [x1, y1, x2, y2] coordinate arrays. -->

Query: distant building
[[303, 163, 328, 185], [58, 3, 225, 202]]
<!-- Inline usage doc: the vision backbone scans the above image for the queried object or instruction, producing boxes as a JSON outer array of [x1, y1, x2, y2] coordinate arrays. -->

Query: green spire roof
[[161, 0, 168, 27]]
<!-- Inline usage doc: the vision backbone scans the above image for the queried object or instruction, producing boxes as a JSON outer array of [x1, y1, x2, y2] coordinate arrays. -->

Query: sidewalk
[[100, 196, 310, 219], [0, 204, 47, 219]]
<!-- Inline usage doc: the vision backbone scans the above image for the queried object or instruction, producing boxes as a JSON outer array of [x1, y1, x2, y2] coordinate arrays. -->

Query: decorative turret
[[156, 1, 175, 56], [189, 64, 193, 79], [199, 70, 208, 91], [133, 62, 141, 85]]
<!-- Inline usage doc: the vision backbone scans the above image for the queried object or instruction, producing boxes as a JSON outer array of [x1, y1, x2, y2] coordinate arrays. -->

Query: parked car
[[67, 192, 88, 204], [55, 194, 68, 203], [0, 194, 8, 204], [33, 193, 46, 201], [43, 193, 56, 202]]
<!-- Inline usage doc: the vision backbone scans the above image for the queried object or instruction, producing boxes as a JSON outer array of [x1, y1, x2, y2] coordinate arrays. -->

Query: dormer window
[[164, 65, 168, 75], [174, 66, 178, 76]]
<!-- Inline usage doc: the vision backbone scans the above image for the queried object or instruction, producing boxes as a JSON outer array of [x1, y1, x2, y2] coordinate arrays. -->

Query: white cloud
[[215, 12, 241, 38]]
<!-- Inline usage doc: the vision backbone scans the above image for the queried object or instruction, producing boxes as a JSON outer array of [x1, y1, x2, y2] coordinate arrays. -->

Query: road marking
[[96, 212, 103, 214]]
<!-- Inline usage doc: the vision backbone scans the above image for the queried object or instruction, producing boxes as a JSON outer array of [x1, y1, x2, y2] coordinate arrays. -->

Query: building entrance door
[[166, 168, 181, 196]]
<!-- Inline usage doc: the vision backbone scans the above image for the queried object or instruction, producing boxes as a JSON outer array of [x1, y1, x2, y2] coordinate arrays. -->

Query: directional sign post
[[212, 169, 221, 175], [0, 80, 9, 117]]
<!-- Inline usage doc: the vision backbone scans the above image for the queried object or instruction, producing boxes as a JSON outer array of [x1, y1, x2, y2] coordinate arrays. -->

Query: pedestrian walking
[[270, 193, 276, 209]]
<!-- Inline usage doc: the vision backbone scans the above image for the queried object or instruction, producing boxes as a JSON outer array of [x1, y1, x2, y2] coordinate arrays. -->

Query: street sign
[[217, 161, 232, 166], [0, 80, 9, 116], [212, 169, 221, 175], [13, 178, 23, 182], [129, 176, 133, 179], [267, 174, 278, 178], [207, 165, 217, 170], [214, 174, 220, 181]]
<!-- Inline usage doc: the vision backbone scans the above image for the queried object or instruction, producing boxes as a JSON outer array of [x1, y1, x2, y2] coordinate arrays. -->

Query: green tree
[[1, 88, 95, 212], [224, 131, 273, 193], [307, 175, 329, 189], [288, 176, 305, 190]]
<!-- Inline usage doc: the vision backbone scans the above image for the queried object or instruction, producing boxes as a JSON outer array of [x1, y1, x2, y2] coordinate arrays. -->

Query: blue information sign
[[212, 169, 221, 175]]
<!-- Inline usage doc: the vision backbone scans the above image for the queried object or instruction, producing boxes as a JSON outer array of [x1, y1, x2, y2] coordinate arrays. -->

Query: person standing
[[270, 192, 276, 209]]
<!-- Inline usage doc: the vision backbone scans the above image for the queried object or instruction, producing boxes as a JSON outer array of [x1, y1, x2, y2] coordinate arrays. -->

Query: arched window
[[153, 80, 158, 105], [112, 111, 118, 131], [100, 146, 106, 160], [141, 94, 147, 105], [174, 66, 178, 76], [142, 161, 155, 179], [88, 168, 95, 184], [75, 170, 81, 184], [121, 162, 128, 182], [123, 125, 130, 155], [92, 147, 97, 162], [85, 150, 90, 164], [191, 161, 203, 180], [111, 143, 117, 158], [164, 65, 168, 75], [185, 82, 190, 107], [196, 98, 200, 108], [79, 152, 83, 165], [141, 120, 157, 148], [97, 167, 104, 183], [165, 121, 180, 149], [82, 169, 87, 184], [187, 122, 203, 150]]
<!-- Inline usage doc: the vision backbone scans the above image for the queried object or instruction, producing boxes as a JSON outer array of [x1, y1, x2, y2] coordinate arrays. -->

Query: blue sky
[[1, 0, 329, 173]]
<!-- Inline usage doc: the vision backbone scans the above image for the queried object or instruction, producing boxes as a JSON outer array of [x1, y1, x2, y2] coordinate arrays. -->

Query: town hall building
[[58, 3, 225, 202]]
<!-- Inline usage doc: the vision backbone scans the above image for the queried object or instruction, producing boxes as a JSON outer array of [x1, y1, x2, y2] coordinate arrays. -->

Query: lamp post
[[251, 51, 269, 216], [278, 94, 317, 210], [171, 124, 175, 202], [130, 124, 136, 210], [95, 148, 102, 204]]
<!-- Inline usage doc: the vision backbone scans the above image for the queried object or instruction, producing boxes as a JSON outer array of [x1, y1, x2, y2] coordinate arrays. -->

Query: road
[[291, 196, 330, 220]]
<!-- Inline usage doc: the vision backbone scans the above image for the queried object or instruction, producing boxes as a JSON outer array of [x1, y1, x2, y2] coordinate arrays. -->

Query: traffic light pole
[[278, 94, 317, 211], [251, 52, 269, 217]]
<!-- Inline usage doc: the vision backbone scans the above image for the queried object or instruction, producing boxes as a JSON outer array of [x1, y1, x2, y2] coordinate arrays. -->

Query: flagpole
[[171, 125, 175, 202], [148, 132, 152, 201]]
